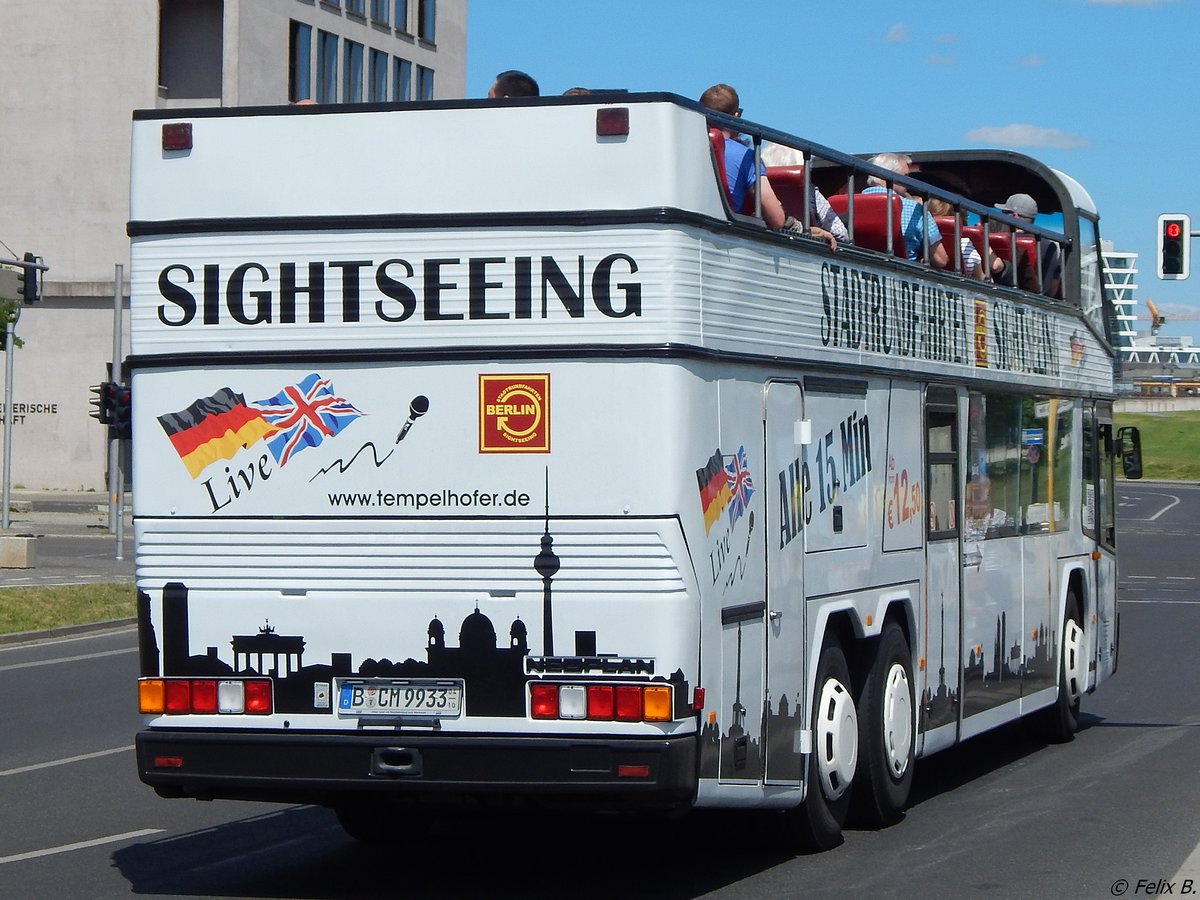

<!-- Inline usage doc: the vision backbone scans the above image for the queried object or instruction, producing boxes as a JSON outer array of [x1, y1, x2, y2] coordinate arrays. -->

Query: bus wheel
[[1034, 591, 1083, 743], [851, 622, 914, 827], [788, 639, 857, 851]]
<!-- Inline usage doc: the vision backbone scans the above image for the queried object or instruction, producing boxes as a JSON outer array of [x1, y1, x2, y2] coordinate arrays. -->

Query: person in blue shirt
[[862, 152, 948, 269], [699, 84, 836, 248]]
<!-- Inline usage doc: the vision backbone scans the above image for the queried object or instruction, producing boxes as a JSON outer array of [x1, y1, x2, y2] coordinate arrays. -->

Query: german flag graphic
[[696, 449, 732, 536], [158, 388, 278, 478]]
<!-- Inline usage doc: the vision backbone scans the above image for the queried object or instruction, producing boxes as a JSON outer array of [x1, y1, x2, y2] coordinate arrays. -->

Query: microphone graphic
[[396, 395, 429, 443]]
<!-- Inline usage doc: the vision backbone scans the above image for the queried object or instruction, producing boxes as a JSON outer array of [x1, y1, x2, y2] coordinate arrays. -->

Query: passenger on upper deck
[[992, 193, 1062, 299], [863, 153, 948, 268], [699, 84, 785, 230], [926, 197, 999, 281], [488, 70, 540, 98], [760, 142, 850, 246]]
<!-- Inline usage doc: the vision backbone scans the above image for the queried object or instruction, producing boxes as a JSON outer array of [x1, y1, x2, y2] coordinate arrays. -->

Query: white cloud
[[1017, 55, 1045, 67], [934, 33, 958, 43], [926, 54, 958, 66], [964, 123, 1090, 150], [885, 22, 909, 42], [1088, 0, 1177, 5]]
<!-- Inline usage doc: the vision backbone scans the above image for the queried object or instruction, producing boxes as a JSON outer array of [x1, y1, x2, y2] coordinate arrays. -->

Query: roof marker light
[[162, 122, 193, 152], [596, 107, 629, 137]]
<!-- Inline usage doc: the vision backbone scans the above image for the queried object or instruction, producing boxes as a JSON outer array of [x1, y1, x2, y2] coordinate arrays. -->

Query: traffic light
[[90, 382, 115, 425], [1157, 214, 1191, 280], [111, 382, 132, 440], [17, 252, 39, 303]]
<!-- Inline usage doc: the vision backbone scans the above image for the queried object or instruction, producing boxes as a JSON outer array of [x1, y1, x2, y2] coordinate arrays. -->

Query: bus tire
[[1034, 590, 1083, 743], [787, 639, 857, 851], [851, 621, 914, 827]]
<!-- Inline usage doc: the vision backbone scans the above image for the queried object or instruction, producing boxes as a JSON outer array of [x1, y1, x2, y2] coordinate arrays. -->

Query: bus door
[[922, 387, 963, 750], [1087, 403, 1119, 682], [763, 380, 806, 786]]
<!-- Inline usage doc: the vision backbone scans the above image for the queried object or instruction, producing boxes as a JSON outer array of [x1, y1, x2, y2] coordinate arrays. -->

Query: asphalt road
[[1, 483, 1198, 899]]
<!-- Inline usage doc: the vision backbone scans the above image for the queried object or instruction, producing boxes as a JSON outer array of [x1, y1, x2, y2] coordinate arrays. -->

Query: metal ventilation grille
[[135, 521, 687, 597]]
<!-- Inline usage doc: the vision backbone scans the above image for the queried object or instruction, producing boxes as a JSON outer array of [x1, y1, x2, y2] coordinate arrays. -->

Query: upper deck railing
[[697, 102, 1074, 303]]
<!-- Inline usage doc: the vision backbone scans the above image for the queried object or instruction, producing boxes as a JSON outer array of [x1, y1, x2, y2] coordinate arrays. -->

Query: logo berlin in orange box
[[479, 374, 550, 453]]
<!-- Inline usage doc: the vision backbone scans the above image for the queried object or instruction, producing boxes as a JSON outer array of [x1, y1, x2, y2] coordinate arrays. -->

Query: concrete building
[[0, 0, 466, 490]]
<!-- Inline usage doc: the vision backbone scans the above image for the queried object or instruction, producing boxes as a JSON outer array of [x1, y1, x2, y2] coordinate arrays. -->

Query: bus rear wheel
[[851, 621, 914, 827], [1034, 590, 1084, 743], [786, 639, 857, 851]]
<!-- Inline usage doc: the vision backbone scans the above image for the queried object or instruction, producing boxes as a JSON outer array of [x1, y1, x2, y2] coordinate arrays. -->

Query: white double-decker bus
[[130, 93, 1141, 849]]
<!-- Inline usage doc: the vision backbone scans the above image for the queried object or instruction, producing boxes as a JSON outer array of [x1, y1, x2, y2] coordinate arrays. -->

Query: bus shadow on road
[[111, 803, 795, 899], [904, 716, 1081, 810]]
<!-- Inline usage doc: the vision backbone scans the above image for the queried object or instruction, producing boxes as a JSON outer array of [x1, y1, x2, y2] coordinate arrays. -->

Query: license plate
[[337, 679, 463, 718]]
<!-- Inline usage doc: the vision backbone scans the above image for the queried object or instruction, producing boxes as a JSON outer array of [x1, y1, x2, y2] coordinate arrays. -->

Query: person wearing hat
[[992, 193, 1062, 298]]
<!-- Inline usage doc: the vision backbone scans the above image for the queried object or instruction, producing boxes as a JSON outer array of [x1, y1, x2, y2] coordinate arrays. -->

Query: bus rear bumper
[[136, 728, 698, 810]]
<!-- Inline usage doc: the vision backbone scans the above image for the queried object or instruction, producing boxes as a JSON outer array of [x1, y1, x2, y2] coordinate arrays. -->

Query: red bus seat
[[708, 128, 755, 216], [708, 128, 733, 208], [828, 193, 907, 258], [988, 232, 1037, 271], [765, 165, 807, 220]]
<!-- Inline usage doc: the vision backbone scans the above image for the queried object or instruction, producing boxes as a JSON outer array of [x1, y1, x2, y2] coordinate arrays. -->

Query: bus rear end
[[130, 99, 719, 821]]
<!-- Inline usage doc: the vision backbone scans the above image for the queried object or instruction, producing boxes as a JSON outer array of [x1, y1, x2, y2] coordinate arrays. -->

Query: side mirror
[[1117, 425, 1143, 480]]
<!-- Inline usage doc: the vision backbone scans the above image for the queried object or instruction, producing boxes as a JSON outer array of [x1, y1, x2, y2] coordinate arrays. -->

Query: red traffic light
[[1158, 214, 1191, 279]]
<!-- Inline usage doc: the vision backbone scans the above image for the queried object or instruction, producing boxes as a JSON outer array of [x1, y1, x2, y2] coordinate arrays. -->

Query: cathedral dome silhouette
[[460, 609, 497, 652]]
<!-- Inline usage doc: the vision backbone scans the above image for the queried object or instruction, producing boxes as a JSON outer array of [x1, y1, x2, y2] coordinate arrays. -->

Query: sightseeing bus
[[130, 92, 1140, 850]]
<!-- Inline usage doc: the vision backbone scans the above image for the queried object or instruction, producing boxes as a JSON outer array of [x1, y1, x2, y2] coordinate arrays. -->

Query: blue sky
[[467, 0, 1200, 339]]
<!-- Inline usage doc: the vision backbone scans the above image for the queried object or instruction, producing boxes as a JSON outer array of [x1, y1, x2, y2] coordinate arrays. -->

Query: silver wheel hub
[[881, 662, 913, 778], [814, 676, 858, 800], [1062, 618, 1084, 705]]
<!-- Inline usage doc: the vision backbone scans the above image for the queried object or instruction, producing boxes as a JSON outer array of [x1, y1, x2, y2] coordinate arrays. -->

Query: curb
[[0, 617, 137, 647]]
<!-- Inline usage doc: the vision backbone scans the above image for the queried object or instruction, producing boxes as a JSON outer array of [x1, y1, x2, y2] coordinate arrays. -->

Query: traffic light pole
[[1, 306, 16, 530], [110, 264, 124, 559]]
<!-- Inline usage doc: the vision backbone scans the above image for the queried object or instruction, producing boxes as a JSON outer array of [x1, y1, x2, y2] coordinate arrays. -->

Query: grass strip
[[0, 583, 135, 636], [1117, 410, 1200, 481]]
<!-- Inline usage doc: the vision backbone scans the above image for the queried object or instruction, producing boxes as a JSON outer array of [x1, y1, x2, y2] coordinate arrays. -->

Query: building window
[[395, 0, 410, 33], [317, 31, 338, 104], [346, 0, 366, 16], [418, 0, 436, 42], [394, 58, 412, 100], [416, 64, 434, 100], [371, 0, 389, 24], [343, 40, 364, 102], [368, 49, 388, 102], [288, 20, 312, 103]]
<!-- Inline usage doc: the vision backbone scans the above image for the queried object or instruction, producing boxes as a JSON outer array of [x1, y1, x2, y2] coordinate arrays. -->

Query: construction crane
[[1140, 298, 1200, 336]]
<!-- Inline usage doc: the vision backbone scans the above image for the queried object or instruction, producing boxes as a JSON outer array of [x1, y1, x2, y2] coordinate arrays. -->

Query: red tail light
[[586, 685, 614, 720], [614, 686, 643, 721], [164, 680, 191, 714], [530, 683, 559, 719], [139, 677, 273, 715], [190, 680, 218, 713], [528, 682, 673, 723], [245, 680, 273, 714]]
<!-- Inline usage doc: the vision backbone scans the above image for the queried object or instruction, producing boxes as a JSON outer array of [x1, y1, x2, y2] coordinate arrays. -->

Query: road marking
[[0, 646, 135, 672], [0, 624, 135, 653], [1174, 834, 1200, 884], [0, 829, 163, 866], [1148, 493, 1183, 521], [0, 745, 134, 777]]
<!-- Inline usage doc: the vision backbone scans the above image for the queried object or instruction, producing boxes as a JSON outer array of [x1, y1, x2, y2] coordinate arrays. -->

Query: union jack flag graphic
[[251, 373, 363, 467], [724, 445, 755, 528]]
